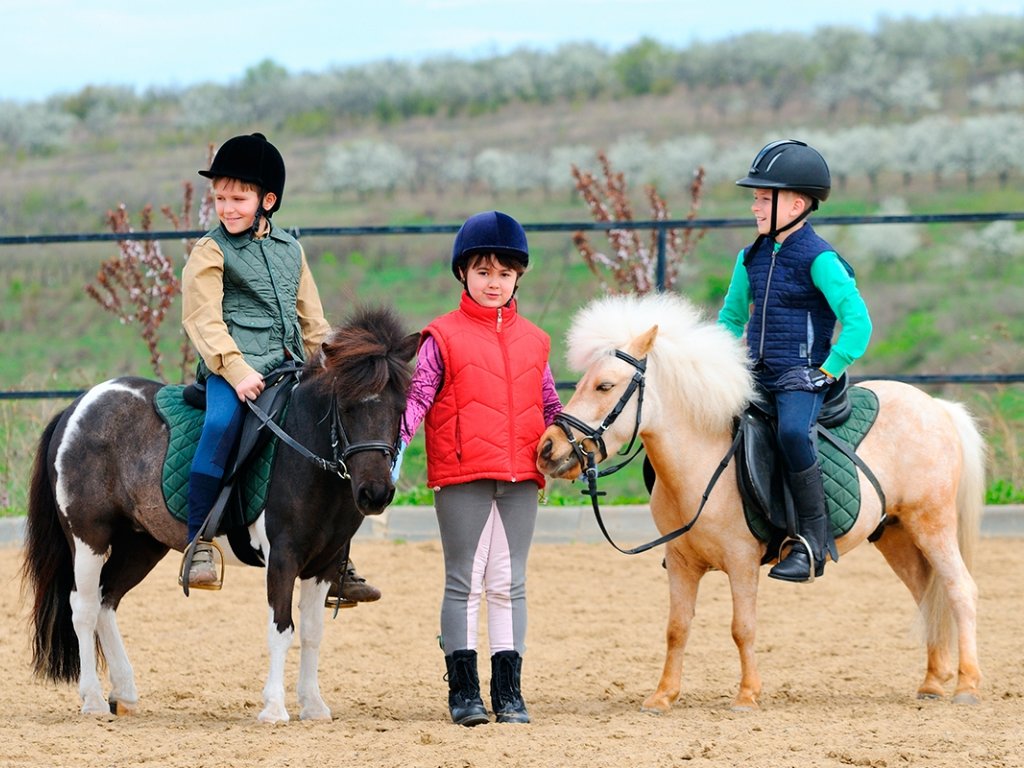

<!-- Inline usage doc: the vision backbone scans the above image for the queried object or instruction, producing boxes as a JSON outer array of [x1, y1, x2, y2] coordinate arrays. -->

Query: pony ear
[[398, 332, 420, 363], [632, 325, 659, 357]]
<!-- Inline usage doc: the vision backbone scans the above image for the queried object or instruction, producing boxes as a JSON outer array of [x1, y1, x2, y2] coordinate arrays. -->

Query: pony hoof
[[916, 692, 943, 701], [299, 704, 332, 721], [952, 692, 980, 705], [639, 697, 671, 715], [108, 699, 136, 716], [730, 704, 757, 713], [258, 706, 290, 724]]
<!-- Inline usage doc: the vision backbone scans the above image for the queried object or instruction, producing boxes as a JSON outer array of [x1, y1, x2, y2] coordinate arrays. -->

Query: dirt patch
[[2, 537, 1021, 768]]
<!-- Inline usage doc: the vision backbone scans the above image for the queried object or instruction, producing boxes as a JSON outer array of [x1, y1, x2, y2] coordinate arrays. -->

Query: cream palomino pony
[[537, 293, 984, 712]]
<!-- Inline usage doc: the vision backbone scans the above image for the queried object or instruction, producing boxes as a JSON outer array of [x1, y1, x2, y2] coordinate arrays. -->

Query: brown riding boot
[[180, 541, 222, 590], [325, 561, 381, 608]]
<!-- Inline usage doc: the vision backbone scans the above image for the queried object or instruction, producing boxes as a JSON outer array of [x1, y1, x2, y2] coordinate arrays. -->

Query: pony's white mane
[[566, 293, 756, 433]]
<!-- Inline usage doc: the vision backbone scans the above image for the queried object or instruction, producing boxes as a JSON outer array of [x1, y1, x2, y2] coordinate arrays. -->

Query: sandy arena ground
[[1, 534, 1021, 768]]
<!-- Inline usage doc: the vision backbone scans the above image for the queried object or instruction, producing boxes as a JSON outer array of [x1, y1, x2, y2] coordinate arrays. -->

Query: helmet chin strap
[[767, 188, 816, 239], [250, 193, 270, 238], [744, 189, 816, 265]]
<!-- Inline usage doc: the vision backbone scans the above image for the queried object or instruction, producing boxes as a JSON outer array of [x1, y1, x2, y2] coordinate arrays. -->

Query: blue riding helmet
[[450, 210, 529, 279]]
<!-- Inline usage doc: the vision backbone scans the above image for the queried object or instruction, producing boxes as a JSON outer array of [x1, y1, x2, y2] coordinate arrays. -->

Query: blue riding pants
[[772, 389, 826, 473], [187, 375, 245, 540]]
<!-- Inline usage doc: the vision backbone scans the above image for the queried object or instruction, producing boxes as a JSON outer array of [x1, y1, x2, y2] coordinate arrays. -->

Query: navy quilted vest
[[743, 224, 848, 375]]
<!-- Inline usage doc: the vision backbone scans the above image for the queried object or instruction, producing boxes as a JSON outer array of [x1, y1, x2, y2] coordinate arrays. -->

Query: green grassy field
[[3, 184, 1024, 514]]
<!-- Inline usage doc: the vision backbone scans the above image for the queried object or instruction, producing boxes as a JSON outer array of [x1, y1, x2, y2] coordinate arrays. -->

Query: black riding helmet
[[450, 210, 529, 280], [736, 139, 831, 206], [199, 132, 286, 215], [736, 139, 830, 241]]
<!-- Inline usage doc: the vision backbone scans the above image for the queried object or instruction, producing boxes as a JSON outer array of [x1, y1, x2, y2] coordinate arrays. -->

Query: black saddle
[[736, 373, 851, 531]]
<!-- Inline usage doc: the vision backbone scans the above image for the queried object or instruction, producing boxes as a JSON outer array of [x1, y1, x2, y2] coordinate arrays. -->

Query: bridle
[[247, 386, 401, 481], [553, 348, 742, 556], [554, 349, 647, 485]]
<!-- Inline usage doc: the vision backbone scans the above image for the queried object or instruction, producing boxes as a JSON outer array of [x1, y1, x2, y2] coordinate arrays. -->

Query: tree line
[[2, 14, 1022, 157]]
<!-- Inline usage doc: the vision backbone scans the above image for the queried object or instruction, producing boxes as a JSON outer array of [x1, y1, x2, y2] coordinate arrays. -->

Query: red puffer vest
[[423, 293, 550, 490]]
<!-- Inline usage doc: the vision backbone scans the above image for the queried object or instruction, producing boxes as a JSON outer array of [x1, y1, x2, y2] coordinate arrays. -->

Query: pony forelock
[[566, 293, 755, 431]]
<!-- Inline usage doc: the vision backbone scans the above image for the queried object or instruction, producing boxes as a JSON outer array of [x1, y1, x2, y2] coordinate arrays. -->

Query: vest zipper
[[757, 246, 778, 364], [497, 305, 516, 480]]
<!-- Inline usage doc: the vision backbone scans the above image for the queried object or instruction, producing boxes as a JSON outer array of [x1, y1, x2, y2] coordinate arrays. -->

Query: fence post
[[656, 224, 667, 292]]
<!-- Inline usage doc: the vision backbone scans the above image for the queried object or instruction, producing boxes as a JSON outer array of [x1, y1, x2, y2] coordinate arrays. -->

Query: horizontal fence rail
[[4, 374, 1024, 402], [3, 212, 1023, 400], [2, 211, 1024, 247]]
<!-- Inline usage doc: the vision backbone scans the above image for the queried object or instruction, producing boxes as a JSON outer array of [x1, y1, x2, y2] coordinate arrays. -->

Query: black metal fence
[[4, 211, 1024, 400]]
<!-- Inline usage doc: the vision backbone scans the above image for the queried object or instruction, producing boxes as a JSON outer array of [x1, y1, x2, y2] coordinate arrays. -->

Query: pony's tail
[[918, 399, 986, 650], [20, 409, 80, 683]]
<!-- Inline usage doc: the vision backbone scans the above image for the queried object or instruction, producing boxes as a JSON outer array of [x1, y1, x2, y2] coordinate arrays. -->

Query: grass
[[2, 174, 1024, 514]]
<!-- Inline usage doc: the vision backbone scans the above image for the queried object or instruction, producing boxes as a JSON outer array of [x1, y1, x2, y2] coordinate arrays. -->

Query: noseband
[[553, 349, 647, 482], [327, 394, 402, 480]]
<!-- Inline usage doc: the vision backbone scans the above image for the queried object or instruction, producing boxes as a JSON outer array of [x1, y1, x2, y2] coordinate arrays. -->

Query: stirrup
[[771, 534, 818, 583], [178, 539, 225, 592], [325, 594, 359, 612]]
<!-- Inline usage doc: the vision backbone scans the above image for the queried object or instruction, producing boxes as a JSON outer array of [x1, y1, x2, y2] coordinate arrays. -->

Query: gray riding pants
[[434, 479, 538, 656]]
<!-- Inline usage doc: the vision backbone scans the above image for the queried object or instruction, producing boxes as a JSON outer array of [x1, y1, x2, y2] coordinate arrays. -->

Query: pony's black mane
[[307, 306, 414, 402]]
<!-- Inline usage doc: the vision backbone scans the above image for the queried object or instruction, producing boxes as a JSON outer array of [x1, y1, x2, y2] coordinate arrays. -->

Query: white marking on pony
[[260, 614, 295, 723], [67, 538, 110, 714], [54, 379, 149, 522], [96, 605, 139, 710], [296, 577, 331, 720]]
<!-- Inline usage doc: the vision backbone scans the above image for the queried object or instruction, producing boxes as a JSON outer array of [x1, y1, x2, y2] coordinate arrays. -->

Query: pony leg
[[95, 607, 138, 713], [919, 535, 981, 704], [873, 528, 953, 698], [96, 530, 168, 714], [725, 560, 762, 710], [260, 556, 301, 724], [295, 577, 332, 721], [641, 549, 703, 714], [68, 541, 109, 715], [260, 611, 294, 723]]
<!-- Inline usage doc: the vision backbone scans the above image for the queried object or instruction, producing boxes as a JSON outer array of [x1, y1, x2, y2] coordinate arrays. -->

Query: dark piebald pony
[[22, 306, 417, 723]]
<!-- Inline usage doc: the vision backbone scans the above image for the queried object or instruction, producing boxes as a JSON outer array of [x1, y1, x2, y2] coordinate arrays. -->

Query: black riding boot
[[769, 464, 833, 583], [444, 650, 489, 726], [490, 650, 530, 724]]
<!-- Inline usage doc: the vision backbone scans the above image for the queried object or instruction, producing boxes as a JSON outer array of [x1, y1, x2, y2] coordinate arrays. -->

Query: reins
[[246, 390, 400, 481], [183, 365, 400, 596], [553, 349, 741, 555]]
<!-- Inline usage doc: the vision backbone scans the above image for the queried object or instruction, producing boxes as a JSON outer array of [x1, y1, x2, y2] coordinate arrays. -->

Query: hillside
[[1, 15, 1023, 509]]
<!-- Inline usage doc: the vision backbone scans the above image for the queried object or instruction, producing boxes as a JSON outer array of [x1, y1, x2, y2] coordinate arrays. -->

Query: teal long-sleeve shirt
[[717, 245, 872, 378]]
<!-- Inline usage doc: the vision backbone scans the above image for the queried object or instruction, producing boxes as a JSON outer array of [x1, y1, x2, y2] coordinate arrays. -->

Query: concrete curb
[[3, 505, 1023, 548]]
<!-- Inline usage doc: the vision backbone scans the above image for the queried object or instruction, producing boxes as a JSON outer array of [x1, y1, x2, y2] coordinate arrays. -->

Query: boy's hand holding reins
[[776, 366, 835, 392], [235, 372, 266, 401]]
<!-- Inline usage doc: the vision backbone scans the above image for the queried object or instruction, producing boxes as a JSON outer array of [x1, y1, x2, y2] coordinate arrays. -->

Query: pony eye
[[596, 381, 614, 392]]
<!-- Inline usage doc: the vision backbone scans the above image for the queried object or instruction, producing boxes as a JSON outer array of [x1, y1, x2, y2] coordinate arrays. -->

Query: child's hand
[[235, 372, 265, 401], [775, 366, 834, 392]]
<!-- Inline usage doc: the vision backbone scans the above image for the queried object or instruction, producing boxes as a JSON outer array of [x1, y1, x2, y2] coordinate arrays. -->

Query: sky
[[3, 0, 1022, 103]]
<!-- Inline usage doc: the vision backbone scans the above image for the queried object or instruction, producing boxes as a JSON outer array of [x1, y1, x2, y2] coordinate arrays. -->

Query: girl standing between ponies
[[397, 210, 563, 725]]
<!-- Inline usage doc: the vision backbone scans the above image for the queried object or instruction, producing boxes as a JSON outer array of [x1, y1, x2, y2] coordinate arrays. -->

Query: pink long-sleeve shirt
[[400, 335, 563, 446]]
